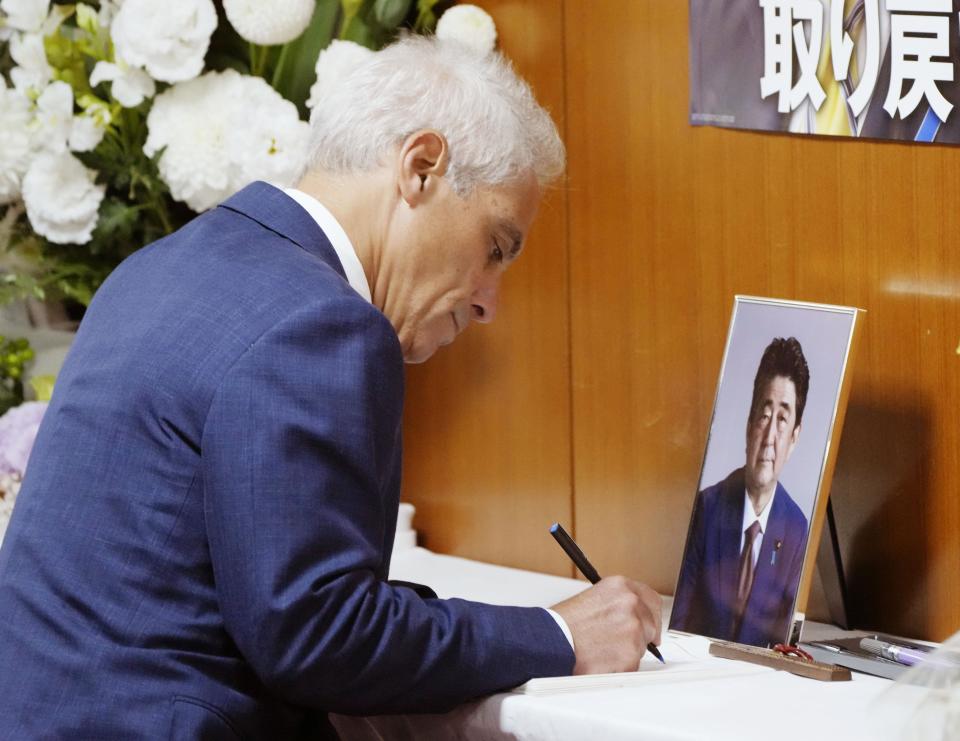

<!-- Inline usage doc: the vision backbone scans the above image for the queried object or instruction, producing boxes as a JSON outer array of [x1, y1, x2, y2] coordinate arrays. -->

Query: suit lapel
[[218, 181, 347, 280], [717, 471, 744, 616]]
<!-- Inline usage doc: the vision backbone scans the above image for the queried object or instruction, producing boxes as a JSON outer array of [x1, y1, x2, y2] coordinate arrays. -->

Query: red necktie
[[732, 521, 762, 637]]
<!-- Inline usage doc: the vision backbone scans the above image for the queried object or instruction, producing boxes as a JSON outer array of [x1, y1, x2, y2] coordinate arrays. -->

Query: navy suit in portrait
[[670, 468, 808, 647], [0, 182, 573, 739]]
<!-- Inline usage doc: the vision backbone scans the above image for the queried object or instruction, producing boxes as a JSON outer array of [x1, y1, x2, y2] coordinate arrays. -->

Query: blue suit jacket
[[0, 182, 573, 739], [670, 468, 808, 647]]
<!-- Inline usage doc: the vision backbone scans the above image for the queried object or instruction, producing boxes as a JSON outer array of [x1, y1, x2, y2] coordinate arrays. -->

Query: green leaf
[[89, 197, 140, 251], [75, 3, 98, 35], [271, 1, 341, 116], [342, 0, 365, 17], [341, 14, 378, 46], [29, 375, 56, 402], [205, 2, 254, 75], [414, 0, 442, 32], [373, 0, 412, 29]]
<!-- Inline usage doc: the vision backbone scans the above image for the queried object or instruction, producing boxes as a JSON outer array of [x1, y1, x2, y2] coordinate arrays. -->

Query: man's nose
[[471, 278, 500, 324], [763, 418, 777, 445]]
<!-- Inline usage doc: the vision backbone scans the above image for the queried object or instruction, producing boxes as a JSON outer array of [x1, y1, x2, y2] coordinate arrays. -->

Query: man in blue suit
[[671, 338, 810, 648], [0, 36, 662, 739]]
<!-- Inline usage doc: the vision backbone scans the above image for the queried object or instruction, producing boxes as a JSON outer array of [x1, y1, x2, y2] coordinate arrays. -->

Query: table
[[331, 545, 949, 740]]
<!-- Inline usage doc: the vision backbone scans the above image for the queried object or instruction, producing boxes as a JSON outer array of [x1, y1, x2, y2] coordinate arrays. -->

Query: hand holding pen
[[548, 522, 664, 672]]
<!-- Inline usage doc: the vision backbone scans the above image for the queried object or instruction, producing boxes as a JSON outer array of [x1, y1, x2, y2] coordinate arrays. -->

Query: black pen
[[550, 522, 665, 664]]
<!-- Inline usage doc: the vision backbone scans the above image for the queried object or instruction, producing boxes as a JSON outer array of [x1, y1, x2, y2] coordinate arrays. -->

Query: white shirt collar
[[742, 487, 776, 537], [283, 188, 371, 303]]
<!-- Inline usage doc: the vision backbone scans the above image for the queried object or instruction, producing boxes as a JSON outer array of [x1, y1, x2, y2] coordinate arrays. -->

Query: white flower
[[96, 0, 122, 29], [224, 0, 313, 45], [306, 40, 375, 112], [1, 0, 49, 33], [233, 86, 310, 186], [145, 69, 310, 212], [22, 151, 105, 244], [9, 32, 51, 95], [0, 400, 47, 476], [0, 85, 34, 203], [435, 4, 497, 55], [90, 60, 156, 107], [111, 0, 216, 83], [33, 80, 72, 153], [69, 113, 105, 152]]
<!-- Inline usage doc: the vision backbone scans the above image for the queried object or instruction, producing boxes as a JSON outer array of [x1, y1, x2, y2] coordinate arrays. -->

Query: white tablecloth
[[330, 546, 949, 740]]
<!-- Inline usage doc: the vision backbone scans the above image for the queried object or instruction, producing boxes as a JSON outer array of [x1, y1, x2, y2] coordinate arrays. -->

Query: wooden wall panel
[[400, 0, 574, 577], [402, 0, 960, 641], [565, 0, 960, 641]]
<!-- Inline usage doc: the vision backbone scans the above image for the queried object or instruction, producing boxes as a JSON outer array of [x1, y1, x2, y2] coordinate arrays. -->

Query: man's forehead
[[759, 375, 797, 406]]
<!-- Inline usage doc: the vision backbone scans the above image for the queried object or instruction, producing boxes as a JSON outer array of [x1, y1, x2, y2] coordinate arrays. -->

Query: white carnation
[[306, 40, 375, 112], [22, 151, 105, 244], [69, 113, 105, 152], [111, 0, 216, 83], [224, 0, 314, 45], [0, 85, 34, 203], [1, 0, 49, 33], [145, 69, 310, 212], [90, 60, 156, 108], [9, 32, 51, 95], [435, 4, 497, 55], [33, 80, 73, 153]]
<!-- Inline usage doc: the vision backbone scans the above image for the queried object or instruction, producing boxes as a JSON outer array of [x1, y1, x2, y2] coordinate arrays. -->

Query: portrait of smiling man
[[0, 36, 663, 739], [670, 337, 811, 648]]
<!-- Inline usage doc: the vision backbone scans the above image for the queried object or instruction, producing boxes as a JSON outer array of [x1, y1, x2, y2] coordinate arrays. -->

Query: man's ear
[[397, 129, 449, 206], [787, 423, 801, 456]]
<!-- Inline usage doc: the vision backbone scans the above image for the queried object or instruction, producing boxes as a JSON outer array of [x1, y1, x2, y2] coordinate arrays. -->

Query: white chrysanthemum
[[234, 94, 310, 187], [435, 4, 497, 54], [111, 0, 216, 83], [224, 0, 313, 45], [90, 60, 156, 107], [306, 40, 375, 112], [9, 32, 51, 95], [1, 0, 49, 32], [22, 151, 105, 244], [145, 69, 310, 212], [0, 85, 34, 203]]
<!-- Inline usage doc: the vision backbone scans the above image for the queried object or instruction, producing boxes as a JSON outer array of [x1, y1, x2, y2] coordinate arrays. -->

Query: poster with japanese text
[[689, 0, 960, 144]]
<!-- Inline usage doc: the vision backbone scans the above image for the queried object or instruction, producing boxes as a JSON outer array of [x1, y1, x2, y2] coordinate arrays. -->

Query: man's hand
[[550, 576, 662, 674]]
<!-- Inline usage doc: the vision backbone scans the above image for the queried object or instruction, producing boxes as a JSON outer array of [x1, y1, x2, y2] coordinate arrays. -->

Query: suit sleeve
[[670, 491, 706, 632], [201, 299, 573, 714]]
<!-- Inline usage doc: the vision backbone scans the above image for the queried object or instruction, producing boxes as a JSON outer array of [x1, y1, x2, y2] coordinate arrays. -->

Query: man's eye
[[490, 243, 504, 263]]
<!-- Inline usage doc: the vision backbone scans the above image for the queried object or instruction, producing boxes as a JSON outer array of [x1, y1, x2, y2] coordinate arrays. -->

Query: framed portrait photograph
[[669, 296, 862, 648]]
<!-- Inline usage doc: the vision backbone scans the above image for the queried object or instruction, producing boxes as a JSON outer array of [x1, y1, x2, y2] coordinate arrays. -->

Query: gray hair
[[304, 35, 566, 195]]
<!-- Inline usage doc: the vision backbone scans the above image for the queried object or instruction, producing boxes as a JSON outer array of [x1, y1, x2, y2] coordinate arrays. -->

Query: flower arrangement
[[0, 334, 34, 413], [0, 341, 51, 544], [0, 0, 498, 310], [0, 399, 46, 543]]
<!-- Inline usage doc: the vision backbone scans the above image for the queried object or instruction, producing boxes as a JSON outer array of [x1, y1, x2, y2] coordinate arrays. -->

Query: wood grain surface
[[402, 0, 960, 640]]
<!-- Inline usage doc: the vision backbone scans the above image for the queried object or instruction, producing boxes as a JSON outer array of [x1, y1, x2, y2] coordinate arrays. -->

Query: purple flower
[[0, 401, 47, 477]]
